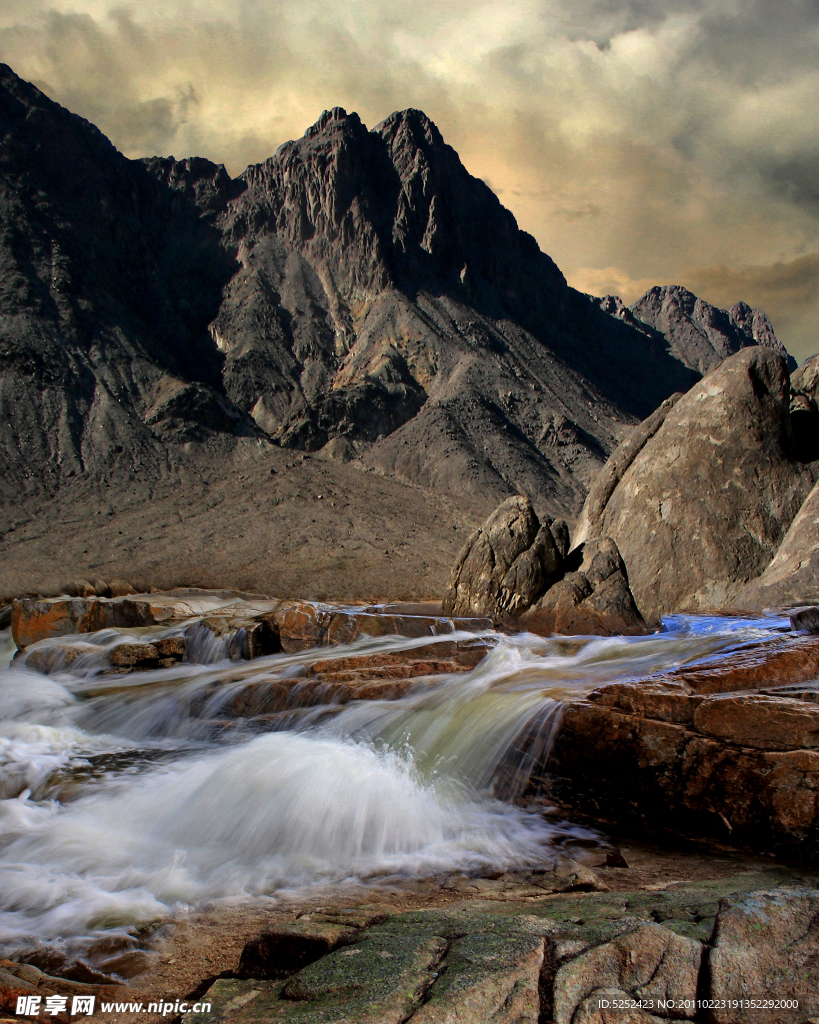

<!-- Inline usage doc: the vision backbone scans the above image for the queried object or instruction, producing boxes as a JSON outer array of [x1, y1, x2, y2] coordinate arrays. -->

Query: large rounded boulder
[[573, 347, 815, 619]]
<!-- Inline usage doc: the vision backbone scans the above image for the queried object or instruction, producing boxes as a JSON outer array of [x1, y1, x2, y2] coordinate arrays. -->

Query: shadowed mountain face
[[0, 66, 790, 515]]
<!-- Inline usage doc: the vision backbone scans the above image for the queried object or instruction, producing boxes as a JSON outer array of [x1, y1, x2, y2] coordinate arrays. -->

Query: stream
[[0, 611, 789, 972]]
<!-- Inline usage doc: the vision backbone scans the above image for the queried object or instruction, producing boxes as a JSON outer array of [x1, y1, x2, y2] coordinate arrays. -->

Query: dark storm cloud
[[0, 0, 817, 358]]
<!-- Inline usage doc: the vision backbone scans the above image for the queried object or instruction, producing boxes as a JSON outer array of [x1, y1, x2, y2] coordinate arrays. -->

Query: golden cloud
[[2, 0, 817, 361]]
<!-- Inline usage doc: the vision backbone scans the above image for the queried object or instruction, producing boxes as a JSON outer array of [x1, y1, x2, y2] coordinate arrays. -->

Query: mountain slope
[[0, 66, 793, 518]]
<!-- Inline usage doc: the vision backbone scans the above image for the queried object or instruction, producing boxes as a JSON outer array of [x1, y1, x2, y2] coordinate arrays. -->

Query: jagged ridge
[[0, 66, 792, 515]]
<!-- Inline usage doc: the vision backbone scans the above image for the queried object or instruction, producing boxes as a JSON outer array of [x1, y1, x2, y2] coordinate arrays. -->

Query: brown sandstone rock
[[107, 643, 160, 669], [545, 636, 819, 856], [152, 636, 187, 659], [11, 598, 105, 648], [23, 643, 96, 675], [11, 589, 490, 654], [693, 693, 819, 750], [63, 580, 96, 598], [265, 601, 490, 653], [0, 959, 122, 1016], [89, 579, 111, 598], [573, 347, 814, 619], [669, 634, 819, 695], [11, 591, 281, 648], [108, 579, 137, 597], [521, 537, 649, 636]]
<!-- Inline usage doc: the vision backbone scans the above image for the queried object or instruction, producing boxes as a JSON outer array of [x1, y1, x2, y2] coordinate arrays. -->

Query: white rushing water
[[0, 612, 790, 970]]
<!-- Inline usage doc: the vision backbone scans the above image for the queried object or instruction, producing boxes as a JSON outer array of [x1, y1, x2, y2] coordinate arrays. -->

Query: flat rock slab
[[11, 592, 280, 648], [186, 881, 819, 1024], [708, 889, 819, 1023]]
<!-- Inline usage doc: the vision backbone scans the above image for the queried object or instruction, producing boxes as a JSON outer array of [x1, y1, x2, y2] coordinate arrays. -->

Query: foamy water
[[0, 612, 789, 970]]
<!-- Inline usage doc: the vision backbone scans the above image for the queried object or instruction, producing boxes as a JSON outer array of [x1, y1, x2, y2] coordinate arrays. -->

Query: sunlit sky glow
[[3, 0, 818, 360]]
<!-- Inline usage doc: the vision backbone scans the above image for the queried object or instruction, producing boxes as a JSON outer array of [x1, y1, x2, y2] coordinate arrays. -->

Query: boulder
[[520, 537, 649, 636], [735, 477, 819, 610], [573, 347, 814, 620], [572, 395, 682, 549], [792, 607, 819, 633], [89, 579, 111, 598], [442, 494, 568, 618], [108, 643, 160, 669], [552, 923, 702, 1024], [0, 959, 122, 1016], [63, 579, 96, 598], [108, 579, 137, 597]]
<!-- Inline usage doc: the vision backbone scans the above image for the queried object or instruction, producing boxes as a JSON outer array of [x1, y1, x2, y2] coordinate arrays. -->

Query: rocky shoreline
[[4, 584, 819, 1022]]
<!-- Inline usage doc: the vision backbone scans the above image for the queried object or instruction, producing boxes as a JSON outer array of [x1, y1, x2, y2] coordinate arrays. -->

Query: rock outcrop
[[573, 347, 815, 620], [520, 537, 648, 636], [733, 477, 819, 609], [442, 495, 568, 618], [443, 496, 647, 634], [11, 589, 491, 651], [541, 631, 819, 859], [193, 879, 819, 1024]]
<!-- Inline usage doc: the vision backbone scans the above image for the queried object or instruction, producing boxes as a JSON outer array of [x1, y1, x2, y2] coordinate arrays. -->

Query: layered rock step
[[11, 590, 491, 655], [206, 641, 491, 726], [542, 629, 819, 858]]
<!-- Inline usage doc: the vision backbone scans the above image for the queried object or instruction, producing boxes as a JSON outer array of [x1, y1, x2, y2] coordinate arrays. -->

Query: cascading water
[[0, 611, 790, 973]]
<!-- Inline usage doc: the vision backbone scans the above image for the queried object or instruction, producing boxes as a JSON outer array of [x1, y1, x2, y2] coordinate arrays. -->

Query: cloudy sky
[[3, 0, 818, 360]]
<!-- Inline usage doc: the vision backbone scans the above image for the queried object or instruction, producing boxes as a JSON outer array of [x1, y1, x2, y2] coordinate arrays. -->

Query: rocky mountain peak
[[0, 62, 793, 518], [601, 283, 796, 375], [304, 106, 364, 139], [376, 108, 445, 151]]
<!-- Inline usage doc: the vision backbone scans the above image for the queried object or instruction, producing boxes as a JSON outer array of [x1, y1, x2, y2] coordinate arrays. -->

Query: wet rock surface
[[543, 632, 819, 858], [11, 589, 490, 653], [6, 594, 819, 1023]]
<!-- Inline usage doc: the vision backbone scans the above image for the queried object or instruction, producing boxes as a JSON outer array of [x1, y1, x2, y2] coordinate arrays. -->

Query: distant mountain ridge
[[599, 285, 794, 376], [0, 65, 793, 515]]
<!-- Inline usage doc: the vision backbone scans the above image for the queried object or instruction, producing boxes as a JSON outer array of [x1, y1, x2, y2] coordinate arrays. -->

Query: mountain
[[0, 64, 793, 518], [599, 286, 794, 376]]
